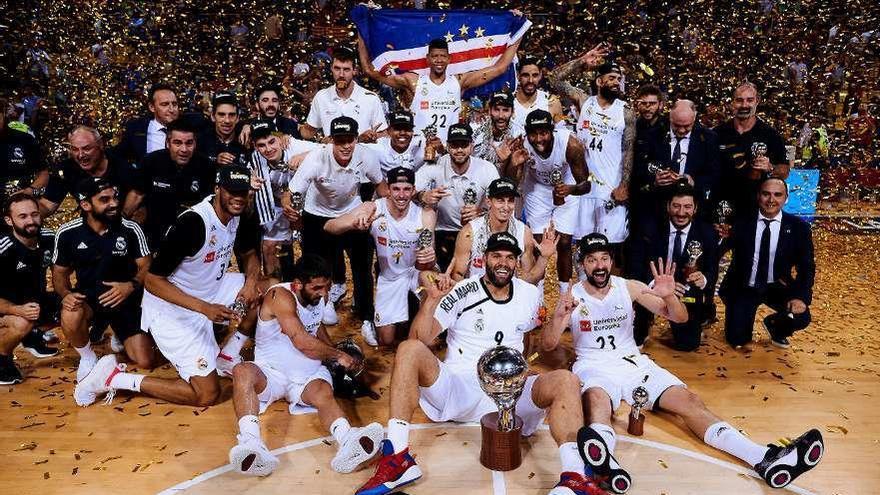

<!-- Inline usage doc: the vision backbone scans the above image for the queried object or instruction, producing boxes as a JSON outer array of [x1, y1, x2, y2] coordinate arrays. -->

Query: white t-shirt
[[434, 276, 542, 372], [288, 144, 383, 218], [410, 74, 462, 142], [568, 276, 639, 361], [363, 134, 426, 174], [522, 128, 577, 191], [306, 83, 388, 135], [415, 155, 499, 232], [254, 283, 326, 381]]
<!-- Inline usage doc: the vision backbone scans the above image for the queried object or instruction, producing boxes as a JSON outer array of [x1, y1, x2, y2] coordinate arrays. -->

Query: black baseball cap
[[446, 123, 473, 143], [577, 233, 612, 260], [525, 109, 554, 132], [487, 177, 520, 198], [386, 166, 415, 185], [217, 165, 252, 192], [330, 116, 359, 137], [212, 91, 238, 108], [250, 119, 277, 141], [76, 177, 115, 201], [253, 84, 282, 100], [388, 110, 414, 130], [489, 91, 514, 108], [485, 231, 522, 257], [597, 61, 622, 76]]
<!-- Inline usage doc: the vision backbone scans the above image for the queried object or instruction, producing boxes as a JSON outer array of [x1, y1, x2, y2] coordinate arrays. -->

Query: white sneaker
[[76, 356, 98, 383], [331, 422, 384, 473], [361, 320, 378, 347], [229, 440, 279, 477], [73, 355, 122, 407], [217, 352, 241, 378], [329, 283, 347, 303], [323, 301, 339, 326], [110, 333, 124, 353]]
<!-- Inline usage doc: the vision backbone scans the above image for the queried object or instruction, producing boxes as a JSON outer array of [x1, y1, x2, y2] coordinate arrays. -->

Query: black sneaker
[[21, 330, 59, 358], [0, 355, 23, 385], [577, 425, 632, 494], [762, 316, 791, 349], [754, 429, 824, 488]]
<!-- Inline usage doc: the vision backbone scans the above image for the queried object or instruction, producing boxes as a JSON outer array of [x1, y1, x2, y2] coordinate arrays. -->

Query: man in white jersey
[[357, 36, 522, 142], [450, 177, 555, 284], [228, 255, 384, 477], [325, 167, 437, 347], [512, 55, 552, 131], [74, 166, 266, 407], [543, 234, 824, 493], [508, 110, 591, 294], [361, 110, 427, 174], [300, 47, 387, 142], [472, 91, 524, 171]]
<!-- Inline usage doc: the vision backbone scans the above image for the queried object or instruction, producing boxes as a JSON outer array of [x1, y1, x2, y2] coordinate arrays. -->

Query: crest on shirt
[[190, 179, 200, 192], [12, 147, 24, 161], [377, 236, 387, 246], [204, 251, 216, 263], [579, 320, 593, 332], [208, 234, 217, 247], [475, 318, 485, 333], [379, 220, 387, 232], [113, 236, 128, 255], [579, 302, 589, 317], [392, 251, 403, 264], [197, 357, 208, 370]]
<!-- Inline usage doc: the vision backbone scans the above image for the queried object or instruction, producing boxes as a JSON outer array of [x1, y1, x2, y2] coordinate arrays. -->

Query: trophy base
[[479, 412, 523, 471], [627, 413, 645, 436]]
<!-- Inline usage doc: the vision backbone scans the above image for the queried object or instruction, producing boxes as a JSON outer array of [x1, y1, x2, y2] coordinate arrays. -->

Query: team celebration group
[[0, 24, 825, 495]]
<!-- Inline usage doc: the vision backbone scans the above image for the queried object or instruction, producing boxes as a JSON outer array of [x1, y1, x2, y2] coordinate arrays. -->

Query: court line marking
[[158, 422, 818, 495]]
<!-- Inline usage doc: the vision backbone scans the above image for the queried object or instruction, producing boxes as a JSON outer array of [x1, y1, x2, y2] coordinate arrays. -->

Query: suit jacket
[[719, 212, 815, 304], [116, 116, 150, 165]]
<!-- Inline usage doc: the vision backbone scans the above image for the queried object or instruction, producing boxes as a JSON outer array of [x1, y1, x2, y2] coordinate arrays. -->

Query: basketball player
[[472, 91, 523, 171], [325, 167, 436, 347], [543, 234, 824, 493], [361, 110, 426, 174], [228, 255, 384, 477], [450, 177, 556, 284], [357, 34, 522, 142], [73, 166, 265, 407], [508, 110, 590, 293], [512, 55, 551, 131], [356, 233, 605, 495]]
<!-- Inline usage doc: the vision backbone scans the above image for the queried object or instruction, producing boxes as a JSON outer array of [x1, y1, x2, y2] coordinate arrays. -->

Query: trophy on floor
[[477, 346, 528, 471], [680, 240, 704, 304], [627, 385, 650, 436], [549, 168, 565, 206]]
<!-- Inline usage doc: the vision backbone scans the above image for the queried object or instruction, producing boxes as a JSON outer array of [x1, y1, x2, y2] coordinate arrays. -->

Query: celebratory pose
[[361, 110, 427, 173], [544, 233, 824, 493], [471, 91, 523, 171]]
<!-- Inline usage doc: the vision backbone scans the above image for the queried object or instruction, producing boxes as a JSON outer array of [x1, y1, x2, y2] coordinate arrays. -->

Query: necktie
[[755, 219, 772, 288], [673, 229, 683, 262], [671, 136, 683, 167]]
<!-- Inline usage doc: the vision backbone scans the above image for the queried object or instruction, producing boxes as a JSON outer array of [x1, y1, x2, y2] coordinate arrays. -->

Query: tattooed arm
[[547, 43, 610, 110], [612, 106, 637, 202]]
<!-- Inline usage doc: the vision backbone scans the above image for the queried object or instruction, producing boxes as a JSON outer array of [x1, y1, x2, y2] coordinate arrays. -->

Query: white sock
[[221, 331, 249, 357], [387, 418, 410, 454], [559, 442, 585, 473], [330, 417, 352, 444], [704, 422, 769, 466], [75, 344, 96, 363], [559, 281, 570, 294], [238, 415, 261, 443], [590, 423, 617, 454], [109, 372, 144, 392]]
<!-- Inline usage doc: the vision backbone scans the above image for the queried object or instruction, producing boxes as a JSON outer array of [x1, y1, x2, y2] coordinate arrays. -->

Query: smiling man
[[198, 91, 247, 168]]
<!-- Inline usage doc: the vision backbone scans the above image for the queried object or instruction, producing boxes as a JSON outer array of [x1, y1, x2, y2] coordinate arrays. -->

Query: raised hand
[[581, 42, 611, 69], [556, 282, 578, 318], [643, 257, 677, 298], [537, 221, 559, 258]]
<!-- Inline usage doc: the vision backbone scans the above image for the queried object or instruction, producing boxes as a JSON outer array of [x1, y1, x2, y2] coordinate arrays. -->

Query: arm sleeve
[[415, 166, 433, 190], [42, 168, 68, 204], [305, 98, 322, 130], [149, 212, 205, 276], [288, 151, 318, 194], [234, 210, 262, 255], [364, 153, 384, 184], [51, 228, 72, 266], [124, 220, 151, 258]]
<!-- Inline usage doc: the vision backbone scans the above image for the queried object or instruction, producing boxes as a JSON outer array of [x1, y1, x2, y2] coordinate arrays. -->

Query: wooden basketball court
[[2, 223, 877, 494]]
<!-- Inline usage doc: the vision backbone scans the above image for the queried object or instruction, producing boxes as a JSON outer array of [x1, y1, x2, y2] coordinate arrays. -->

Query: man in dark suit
[[629, 182, 719, 350], [720, 178, 814, 349], [631, 100, 720, 226], [116, 83, 180, 165]]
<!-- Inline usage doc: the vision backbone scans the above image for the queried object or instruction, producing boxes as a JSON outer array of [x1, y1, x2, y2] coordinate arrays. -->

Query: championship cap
[[386, 166, 416, 185], [577, 233, 612, 260], [446, 123, 473, 143], [250, 119, 276, 141], [487, 177, 520, 198], [76, 177, 115, 201], [212, 91, 238, 108], [388, 110, 415, 130], [525, 109, 554, 132], [597, 61, 622, 76], [217, 165, 252, 192], [330, 116, 359, 137], [485, 231, 522, 257], [489, 91, 514, 108]]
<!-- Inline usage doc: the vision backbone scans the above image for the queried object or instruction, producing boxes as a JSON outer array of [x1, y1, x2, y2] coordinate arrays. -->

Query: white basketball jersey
[[434, 276, 542, 372], [167, 196, 240, 301], [370, 198, 425, 280], [512, 90, 550, 130], [577, 96, 627, 198], [467, 215, 527, 278], [410, 74, 461, 142], [365, 135, 426, 174], [522, 128, 576, 193], [569, 276, 639, 360], [254, 283, 326, 381]]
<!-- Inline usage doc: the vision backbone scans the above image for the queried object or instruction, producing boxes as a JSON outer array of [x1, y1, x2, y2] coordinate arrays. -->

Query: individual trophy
[[641, 161, 668, 193], [290, 191, 305, 231], [714, 200, 734, 239], [326, 338, 365, 381], [423, 124, 438, 163], [416, 228, 433, 250], [627, 386, 650, 436], [227, 299, 248, 331], [680, 240, 704, 304], [477, 346, 529, 471], [463, 184, 478, 206], [549, 169, 565, 206], [749, 141, 769, 180]]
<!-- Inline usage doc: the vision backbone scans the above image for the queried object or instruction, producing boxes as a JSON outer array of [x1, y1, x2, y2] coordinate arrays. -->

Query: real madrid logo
[[12, 147, 24, 159], [475, 318, 485, 333], [191, 180, 200, 192], [579, 302, 589, 317], [197, 357, 208, 370], [115, 236, 127, 251], [379, 220, 387, 232]]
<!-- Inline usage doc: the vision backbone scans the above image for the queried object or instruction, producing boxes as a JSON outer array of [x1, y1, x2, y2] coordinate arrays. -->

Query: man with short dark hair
[[472, 91, 523, 171], [362, 110, 427, 174], [198, 91, 247, 168], [512, 55, 551, 131], [237, 85, 301, 145], [117, 83, 180, 164]]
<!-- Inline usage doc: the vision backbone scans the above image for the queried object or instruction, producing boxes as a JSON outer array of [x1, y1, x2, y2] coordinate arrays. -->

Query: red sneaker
[[549, 471, 609, 495], [355, 440, 422, 495]]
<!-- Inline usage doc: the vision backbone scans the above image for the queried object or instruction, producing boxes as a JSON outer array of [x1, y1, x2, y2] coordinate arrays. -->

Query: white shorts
[[374, 269, 420, 327], [572, 353, 685, 412], [141, 273, 245, 382], [523, 186, 579, 235], [418, 361, 547, 436], [575, 197, 629, 242], [255, 361, 333, 414], [262, 208, 294, 242]]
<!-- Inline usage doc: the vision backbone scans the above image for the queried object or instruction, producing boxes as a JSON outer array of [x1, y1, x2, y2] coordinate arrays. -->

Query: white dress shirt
[[669, 130, 691, 174], [146, 119, 167, 154], [288, 144, 383, 218], [749, 211, 783, 287], [306, 83, 388, 136], [667, 221, 692, 262], [415, 155, 499, 232]]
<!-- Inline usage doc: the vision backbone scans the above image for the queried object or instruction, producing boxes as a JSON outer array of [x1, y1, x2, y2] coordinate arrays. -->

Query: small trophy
[[416, 228, 433, 250], [326, 338, 365, 381], [423, 124, 438, 163], [627, 385, 649, 436], [463, 184, 478, 206], [680, 240, 703, 304], [714, 200, 734, 225], [290, 191, 305, 213], [477, 346, 529, 471], [227, 298, 248, 331], [749, 141, 769, 180], [646, 161, 663, 175], [549, 169, 565, 206]]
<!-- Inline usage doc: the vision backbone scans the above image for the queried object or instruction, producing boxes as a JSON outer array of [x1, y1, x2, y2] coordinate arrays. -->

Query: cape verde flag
[[351, 5, 531, 98]]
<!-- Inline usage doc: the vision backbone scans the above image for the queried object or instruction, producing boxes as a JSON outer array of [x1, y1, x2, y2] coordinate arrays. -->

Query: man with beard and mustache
[[73, 166, 265, 407], [52, 178, 156, 391], [512, 55, 552, 131], [357, 35, 523, 143], [471, 91, 523, 171], [357, 232, 606, 495], [0, 194, 59, 384], [237, 85, 302, 144], [227, 254, 384, 477], [325, 167, 436, 347], [361, 110, 427, 174], [544, 233, 824, 493], [629, 85, 665, 227], [508, 110, 590, 295], [714, 82, 788, 220], [117, 83, 180, 164], [301, 47, 387, 143], [198, 91, 248, 168]]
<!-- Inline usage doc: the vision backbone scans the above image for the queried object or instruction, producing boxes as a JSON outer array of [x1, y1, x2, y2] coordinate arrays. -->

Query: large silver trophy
[[227, 299, 248, 332], [477, 346, 528, 471]]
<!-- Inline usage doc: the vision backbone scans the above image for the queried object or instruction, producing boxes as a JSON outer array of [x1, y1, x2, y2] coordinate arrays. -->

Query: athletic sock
[[559, 281, 570, 295], [703, 421, 769, 466], [590, 422, 617, 454], [387, 418, 410, 454], [559, 442, 586, 474], [238, 415, 261, 443], [221, 331, 249, 358], [75, 343, 96, 363], [330, 417, 352, 445], [109, 372, 144, 392]]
